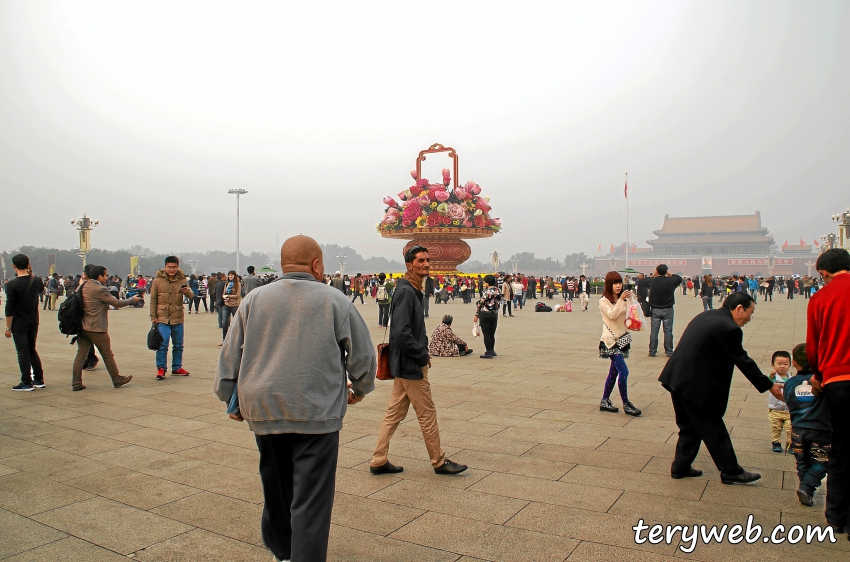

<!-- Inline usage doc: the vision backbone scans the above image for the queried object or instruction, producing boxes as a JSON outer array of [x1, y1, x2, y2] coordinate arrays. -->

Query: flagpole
[[625, 172, 629, 270]]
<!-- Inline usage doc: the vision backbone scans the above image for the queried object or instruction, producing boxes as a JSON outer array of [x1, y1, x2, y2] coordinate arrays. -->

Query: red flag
[[800, 238, 806, 247], [610, 242, 615, 253], [631, 243, 637, 252], [624, 179, 628, 199], [814, 238, 820, 248], [597, 242, 602, 253], [782, 239, 789, 251]]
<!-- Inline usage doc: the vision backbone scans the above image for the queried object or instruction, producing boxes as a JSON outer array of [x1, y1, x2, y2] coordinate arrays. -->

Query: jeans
[[602, 354, 629, 403], [749, 288, 758, 302], [190, 296, 208, 312], [791, 427, 830, 495], [155, 323, 184, 370], [478, 311, 498, 354], [378, 304, 390, 326], [352, 292, 364, 304], [11, 324, 43, 384], [221, 305, 237, 340], [649, 307, 674, 356], [702, 296, 714, 311]]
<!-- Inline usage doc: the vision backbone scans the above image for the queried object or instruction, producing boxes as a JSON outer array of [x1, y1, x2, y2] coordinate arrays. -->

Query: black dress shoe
[[671, 468, 703, 479], [797, 489, 813, 506], [434, 459, 468, 475], [370, 462, 403, 475], [721, 470, 761, 485]]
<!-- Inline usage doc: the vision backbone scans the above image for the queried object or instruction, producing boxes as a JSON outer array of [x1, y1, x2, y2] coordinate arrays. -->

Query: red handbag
[[376, 304, 394, 380]]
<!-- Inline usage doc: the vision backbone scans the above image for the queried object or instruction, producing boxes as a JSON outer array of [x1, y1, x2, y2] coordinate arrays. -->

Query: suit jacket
[[388, 279, 429, 380], [636, 277, 650, 301], [81, 280, 134, 332], [424, 276, 434, 297], [659, 308, 773, 416]]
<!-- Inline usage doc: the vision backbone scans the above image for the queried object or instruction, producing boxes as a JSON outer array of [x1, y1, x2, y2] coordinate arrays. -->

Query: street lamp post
[[767, 253, 775, 277], [510, 258, 519, 274], [580, 262, 589, 277], [337, 254, 346, 274], [832, 208, 850, 249], [228, 189, 248, 275], [70, 213, 99, 269], [821, 233, 838, 251]]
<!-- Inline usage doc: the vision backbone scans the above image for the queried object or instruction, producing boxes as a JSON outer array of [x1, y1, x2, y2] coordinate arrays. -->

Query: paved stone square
[[1, 291, 846, 561]]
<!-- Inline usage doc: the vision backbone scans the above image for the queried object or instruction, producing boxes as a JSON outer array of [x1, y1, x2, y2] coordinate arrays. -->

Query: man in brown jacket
[[150, 256, 193, 380], [72, 265, 139, 391]]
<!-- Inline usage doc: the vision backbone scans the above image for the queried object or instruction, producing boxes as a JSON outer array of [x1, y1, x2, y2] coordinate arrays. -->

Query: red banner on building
[[630, 259, 687, 266]]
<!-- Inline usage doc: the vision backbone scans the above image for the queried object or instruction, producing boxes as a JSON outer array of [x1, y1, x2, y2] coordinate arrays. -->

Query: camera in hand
[[624, 283, 634, 292]]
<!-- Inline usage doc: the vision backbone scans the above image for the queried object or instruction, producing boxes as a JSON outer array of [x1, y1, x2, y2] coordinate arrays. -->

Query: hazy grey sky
[[1, 0, 848, 262]]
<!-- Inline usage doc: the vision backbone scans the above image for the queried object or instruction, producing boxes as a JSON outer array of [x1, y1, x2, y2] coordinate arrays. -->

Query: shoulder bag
[[376, 301, 394, 380]]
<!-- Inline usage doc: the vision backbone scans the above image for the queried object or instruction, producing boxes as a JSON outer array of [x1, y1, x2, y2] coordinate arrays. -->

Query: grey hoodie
[[214, 272, 376, 435]]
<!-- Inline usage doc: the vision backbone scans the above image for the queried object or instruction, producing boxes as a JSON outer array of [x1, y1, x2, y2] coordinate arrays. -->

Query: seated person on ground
[[428, 315, 473, 357]]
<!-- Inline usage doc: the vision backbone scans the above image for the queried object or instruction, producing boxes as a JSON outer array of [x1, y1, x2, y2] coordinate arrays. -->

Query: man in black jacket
[[423, 274, 434, 318], [636, 273, 651, 317], [648, 264, 682, 357], [659, 292, 783, 484], [4, 254, 45, 391], [370, 246, 467, 476]]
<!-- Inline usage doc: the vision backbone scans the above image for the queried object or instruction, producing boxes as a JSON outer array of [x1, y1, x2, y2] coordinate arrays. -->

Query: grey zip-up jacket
[[214, 272, 376, 435]]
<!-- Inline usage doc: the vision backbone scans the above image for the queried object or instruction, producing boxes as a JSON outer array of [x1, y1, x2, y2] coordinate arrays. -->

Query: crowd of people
[[3, 244, 849, 560]]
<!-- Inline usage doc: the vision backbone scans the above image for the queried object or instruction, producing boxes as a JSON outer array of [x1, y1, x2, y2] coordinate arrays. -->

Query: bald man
[[215, 235, 376, 562]]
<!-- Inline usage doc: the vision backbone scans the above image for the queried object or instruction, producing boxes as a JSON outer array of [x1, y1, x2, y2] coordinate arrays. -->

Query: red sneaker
[[171, 368, 190, 376], [156, 368, 166, 380]]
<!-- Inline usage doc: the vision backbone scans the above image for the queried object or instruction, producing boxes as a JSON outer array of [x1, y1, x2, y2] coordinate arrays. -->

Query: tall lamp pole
[[832, 208, 850, 249], [70, 213, 99, 269], [337, 254, 347, 274], [228, 189, 248, 275]]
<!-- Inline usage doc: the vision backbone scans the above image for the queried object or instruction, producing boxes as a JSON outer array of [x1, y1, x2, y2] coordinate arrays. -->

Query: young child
[[783, 343, 831, 506], [768, 351, 792, 453]]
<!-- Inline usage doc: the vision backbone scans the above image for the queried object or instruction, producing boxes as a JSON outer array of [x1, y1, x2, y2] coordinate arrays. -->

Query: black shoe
[[623, 402, 642, 416], [32, 380, 46, 389], [12, 383, 34, 392], [370, 462, 403, 475], [721, 470, 761, 485], [480, 353, 493, 359], [84, 361, 99, 371], [490, 351, 497, 356], [797, 489, 814, 507], [671, 468, 703, 479], [72, 384, 86, 391], [600, 399, 618, 413], [434, 459, 468, 475], [648, 353, 656, 357], [464, 349, 474, 355], [772, 441, 782, 453], [509, 314, 515, 317]]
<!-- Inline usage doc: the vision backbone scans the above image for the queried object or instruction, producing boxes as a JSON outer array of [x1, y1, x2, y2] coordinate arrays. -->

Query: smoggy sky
[[1, 0, 848, 262]]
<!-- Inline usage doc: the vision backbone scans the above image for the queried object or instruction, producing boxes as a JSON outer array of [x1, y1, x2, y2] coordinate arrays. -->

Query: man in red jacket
[[808, 248, 850, 537]]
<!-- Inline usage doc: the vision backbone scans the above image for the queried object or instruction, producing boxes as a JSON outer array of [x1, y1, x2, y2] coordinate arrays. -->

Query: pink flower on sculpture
[[475, 199, 491, 212], [402, 219, 413, 227], [491, 217, 501, 227], [410, 185, 423, 197], [447, 203, 465, 220], [416, 179, 429, 188], [402, 201, 422, 222], [474, 215, 486, 227], [462, 218, 473, 227], [442, 215, 452, 225], [382, 213, 398, 226], [383, 196, 399, 208], [442, 168, 451, 185], [434, 189, 450, 202], [468, 183, 481, 195], [426, 214, 440, 227], [411, 170, 418, 180], [454, 187, 468, 200], [418, 194, 430, 207]]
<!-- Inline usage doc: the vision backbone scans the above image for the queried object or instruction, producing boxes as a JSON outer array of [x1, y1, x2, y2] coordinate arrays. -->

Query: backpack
[[535, 302, 552, 312], [57, 281, 86, 342], [376, 283, 388, 301]]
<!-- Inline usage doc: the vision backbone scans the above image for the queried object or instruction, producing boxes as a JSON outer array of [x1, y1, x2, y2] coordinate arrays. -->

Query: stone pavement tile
[[607, 491, 780, 528], [343, 417, 390, 435], [440, 432, 540, 456], [0, 471, 93, 516], [389, 511, 578, 562], [64, 466, 200, 510], [437, 418, 507, 438], [343, 406, 394, 422], [468, 413, 570, 432], [0, 417, 65, 440], [564, 542, 678, 562], [50, 414, 144, 437], [336, 466, 402, 497], [598, 437, 676, 458], [183, 424, 258, 449], [66, 402, 150, 421], [559, 465, 707, 500], [0, 464, 18, 477], [734, 450, 797, 472], [89, 445, 206, 476], [779, 512, 849, 551], [639, 456, 785, 489], [493, 427, 606, 450], [126, 413, 215, 434], [32, 497, 192, 555], [327, 524, 460, 562], [523, 443, 652, 473], [133, 528, 270, 562], [343, 435, 461, 462], [150, 491, 262, 546], [175, 441, 260, 472], [674, 536, 847, 562], [452, 449, 574, 480], [370, 479, 528, 525], [337, 445, 370, 469], [144, 401, 222, 419], [333, 491, 425, 535], [447, 401, 545, 418], [532, 409, 633, 427], [700, 481, 822, 514], [339, 429, 369, 445], [165, 463, 264, 503], [2, 536, 128, 561], [561, 422, 675, 444], [2, 448, 112, 481], [508, 397, 593, 413], [0, 507, 67, 559], [29, 428, 130, 456], [4, 403, 85, 422], [144, 390, 217, 407], [506, 502, 678, 555], [468, 472, 623, 512], [354, 456, 490, 490], [0, 434, 46, 459], [110, 427, 211, 453]]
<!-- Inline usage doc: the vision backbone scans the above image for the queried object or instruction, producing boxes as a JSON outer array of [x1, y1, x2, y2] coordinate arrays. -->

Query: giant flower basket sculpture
[[378, 144, 500, 273]]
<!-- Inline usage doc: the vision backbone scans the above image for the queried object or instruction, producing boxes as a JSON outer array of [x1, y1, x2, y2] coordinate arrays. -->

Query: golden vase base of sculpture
[[381, 227, 494, 274]]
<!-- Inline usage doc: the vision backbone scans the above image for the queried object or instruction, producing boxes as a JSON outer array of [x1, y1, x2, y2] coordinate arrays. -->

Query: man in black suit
[[659, 292, 783, 484], [423, 274, 434, 318], [635, 272, 651, 318]]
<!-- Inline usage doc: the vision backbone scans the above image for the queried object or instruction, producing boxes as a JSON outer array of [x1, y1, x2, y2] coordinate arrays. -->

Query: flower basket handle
[[417, 144, 458, 190]]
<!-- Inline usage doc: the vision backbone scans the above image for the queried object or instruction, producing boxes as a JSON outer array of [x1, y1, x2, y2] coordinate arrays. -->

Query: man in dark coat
[[659, 292, 783, 484]]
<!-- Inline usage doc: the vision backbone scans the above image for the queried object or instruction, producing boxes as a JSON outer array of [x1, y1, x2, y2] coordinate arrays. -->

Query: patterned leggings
[[602, 354, 630, 403]]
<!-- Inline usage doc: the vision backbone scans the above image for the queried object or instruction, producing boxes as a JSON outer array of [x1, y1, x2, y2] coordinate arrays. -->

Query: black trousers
[[256, 431, 339, 562], [12, 324, 43, 384], [670, 392, 742, 475], [478, 311, 498, 353], [824, 381, 850, 527]]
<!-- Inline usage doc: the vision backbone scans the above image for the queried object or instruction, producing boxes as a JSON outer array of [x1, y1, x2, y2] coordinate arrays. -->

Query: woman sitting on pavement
[[428, 315, 473, 357]]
